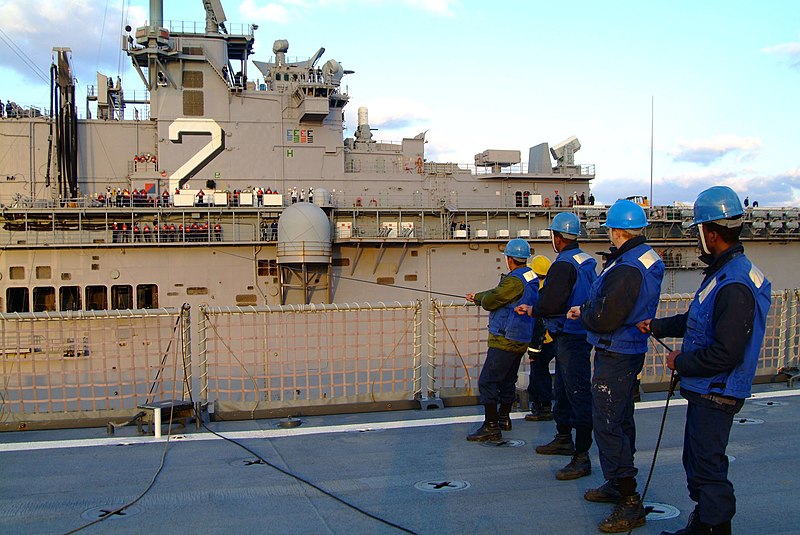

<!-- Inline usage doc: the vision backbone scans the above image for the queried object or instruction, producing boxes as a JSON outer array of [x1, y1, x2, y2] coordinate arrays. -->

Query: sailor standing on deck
[[465, 239, 537, 442], [523, 255, 555, 422], [567, 199, 664, 533], [518, 212, 598, 480], [637, 186, 771, 535]]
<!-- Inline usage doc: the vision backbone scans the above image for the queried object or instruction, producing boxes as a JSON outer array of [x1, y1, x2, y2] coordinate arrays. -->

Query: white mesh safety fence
[[1, 291, 795, 429], [0, 307, 189, 427], [430, 291, 799, 396], [198, 302, 422, 414]]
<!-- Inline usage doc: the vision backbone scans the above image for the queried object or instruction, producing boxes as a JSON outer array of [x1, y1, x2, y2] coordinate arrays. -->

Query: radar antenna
[[203, 0, 228, 34]]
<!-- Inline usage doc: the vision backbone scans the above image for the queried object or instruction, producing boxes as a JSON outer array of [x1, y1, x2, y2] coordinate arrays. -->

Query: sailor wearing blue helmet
[[465, 238, 538, 442], [638, 186, 771, 535], [517, 212, 598, 481], [567, 198, 664, 533]]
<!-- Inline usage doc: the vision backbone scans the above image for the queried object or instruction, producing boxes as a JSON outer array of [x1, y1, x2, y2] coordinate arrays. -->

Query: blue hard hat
[[692, 186, 744, 226], [548, 212, 581, 237], [503, 238, 531, 259], [602, 199, 648, 229]]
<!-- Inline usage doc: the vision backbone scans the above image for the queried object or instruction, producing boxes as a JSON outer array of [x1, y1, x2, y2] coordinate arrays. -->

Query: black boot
[[535, 433, 575, 456], [467, 404, 501, 442], [584, 479, 622, 503], [598, 493, 646, 533], [498, 402, 513, 431], [710, 521, 731, 535], [556, 451, 591, 480], [660, 509, 718, 535], [524, 402, 553, 421], [466, 420, 501, 442]]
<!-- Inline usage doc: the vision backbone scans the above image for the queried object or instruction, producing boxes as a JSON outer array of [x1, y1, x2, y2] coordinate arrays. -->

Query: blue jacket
[[586, 242, 664, 354], [543, 249, 597, 335], [487, 267, 538, 344], [680, 254, 771, 399]]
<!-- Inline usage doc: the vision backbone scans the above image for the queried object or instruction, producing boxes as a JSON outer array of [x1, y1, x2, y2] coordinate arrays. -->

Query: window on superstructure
[[257, 259, 278, 276], [85, 286, 108, 311], [6, 288, 29, 313], [32, 287, 56, 312], [183, 90, 204, 116], [183, 71, 204, 88], [35, 266, 51, 279], [59, 286, 81, 311], [9, 267, 24, 280], [137, 284, 159, 309], [111, 285, 134, 309]]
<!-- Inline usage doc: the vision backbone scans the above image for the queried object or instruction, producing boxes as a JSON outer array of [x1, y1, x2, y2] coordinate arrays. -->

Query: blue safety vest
[[487, 267, 538, 344], [586, 243, 664, 354], [543, 249, 597, 335], [680, 254, 771, 399]]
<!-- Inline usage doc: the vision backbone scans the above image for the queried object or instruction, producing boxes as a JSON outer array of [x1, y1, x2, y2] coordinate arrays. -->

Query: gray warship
[[1, 0, 798, 311], [0, 0, 797, 428], [1, 3, 799, 534]]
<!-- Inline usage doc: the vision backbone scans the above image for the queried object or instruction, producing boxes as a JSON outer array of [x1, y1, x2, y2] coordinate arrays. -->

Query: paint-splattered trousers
[[591, 348, 645, 481]]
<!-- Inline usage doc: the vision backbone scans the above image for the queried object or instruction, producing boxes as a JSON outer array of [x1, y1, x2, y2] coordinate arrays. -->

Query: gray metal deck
[[1, 385, 797, 535]]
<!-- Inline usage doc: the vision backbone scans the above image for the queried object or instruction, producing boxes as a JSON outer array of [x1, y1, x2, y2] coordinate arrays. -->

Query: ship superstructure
[[0, 0, 798, 436], [0, 0, 797, 313]]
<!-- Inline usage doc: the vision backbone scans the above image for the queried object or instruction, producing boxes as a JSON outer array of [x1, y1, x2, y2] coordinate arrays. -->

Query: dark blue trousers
[[478, 347, 525, 404], [527, 342, 555, 405], [553, 333, 593, 430], [592, 349, 644, 481], [683, 391, 743, 525]]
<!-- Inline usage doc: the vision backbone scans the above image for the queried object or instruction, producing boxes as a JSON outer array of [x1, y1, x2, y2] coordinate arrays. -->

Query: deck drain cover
[[752, 400, 786, 407], [278, 417, 302, 428], [734, 417, 764, 425], [414, 480, 470, 492], [81, 505, 142, 521], [479, 439, 526, 448], [644, 502, 680, 521]]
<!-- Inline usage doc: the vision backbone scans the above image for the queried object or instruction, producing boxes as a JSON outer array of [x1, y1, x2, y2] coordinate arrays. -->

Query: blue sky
[[1, 0, 798, 206]]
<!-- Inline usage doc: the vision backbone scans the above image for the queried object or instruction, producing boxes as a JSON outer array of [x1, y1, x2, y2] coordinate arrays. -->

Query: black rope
[[179, 340, 419, 534], [628, 336, 680, 534], [63, 312, 184, 534], [334, 273, 465, 300]]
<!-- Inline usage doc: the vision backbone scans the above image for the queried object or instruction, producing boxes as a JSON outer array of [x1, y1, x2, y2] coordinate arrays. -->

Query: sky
[[0, 0, 799, 207]]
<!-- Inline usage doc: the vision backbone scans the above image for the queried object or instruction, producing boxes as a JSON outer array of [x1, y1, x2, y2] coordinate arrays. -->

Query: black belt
[[700, 393, 739, 406]]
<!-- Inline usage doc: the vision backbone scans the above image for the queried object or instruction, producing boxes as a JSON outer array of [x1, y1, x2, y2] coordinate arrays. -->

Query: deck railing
[[0, 307, 189, 429], [0, 292, 796, 430]]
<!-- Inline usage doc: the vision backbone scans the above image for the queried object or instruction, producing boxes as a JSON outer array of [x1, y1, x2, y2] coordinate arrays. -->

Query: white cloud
[[0, 0, 147, 92], [656, 167, 739, 189], [396, 0, 458, 16], [239, 0, 292, 24], [671, 135, 762, 166], [762, 41, 800, 67], [345, 96, 430, 136], [240, 0, 458, 22]]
